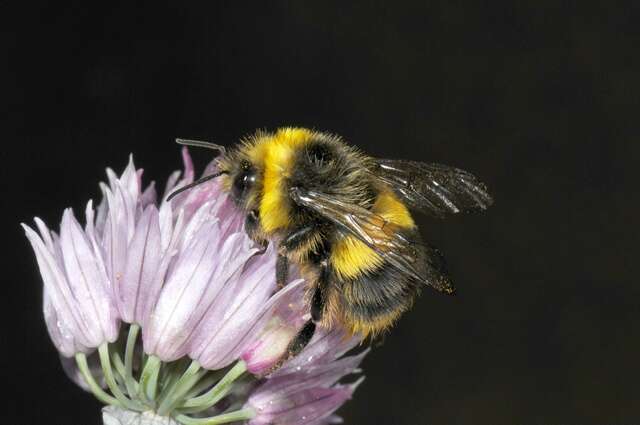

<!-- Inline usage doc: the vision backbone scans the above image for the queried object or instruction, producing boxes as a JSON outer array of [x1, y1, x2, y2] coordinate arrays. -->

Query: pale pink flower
[[246, 328, 366, 425], [241, 277, 309, 375], [23, 150, 366, 425], [23, 208, 120, 356]]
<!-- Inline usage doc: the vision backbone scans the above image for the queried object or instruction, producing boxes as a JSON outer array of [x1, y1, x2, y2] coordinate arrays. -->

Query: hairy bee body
[[172, 127, 492, 349], [218, 128, 435, 337]]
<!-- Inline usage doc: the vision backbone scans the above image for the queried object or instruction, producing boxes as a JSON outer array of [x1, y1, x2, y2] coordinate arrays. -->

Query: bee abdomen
[[339, 262, 421, 337]]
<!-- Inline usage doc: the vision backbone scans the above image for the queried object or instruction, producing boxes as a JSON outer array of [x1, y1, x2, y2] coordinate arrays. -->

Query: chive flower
[[23, 149, 365, 425]]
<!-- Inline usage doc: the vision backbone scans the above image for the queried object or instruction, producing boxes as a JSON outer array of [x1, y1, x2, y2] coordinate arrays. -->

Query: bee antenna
[[176, 138, 226, 157], [166, 170, 229, 202]]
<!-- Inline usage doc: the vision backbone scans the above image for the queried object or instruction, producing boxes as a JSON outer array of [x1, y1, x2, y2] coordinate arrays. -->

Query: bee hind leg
[[285, 257, 330, 358], [286, 319, 316, 358], [263, 319, 316, 376], [265, 224, 329, 373]]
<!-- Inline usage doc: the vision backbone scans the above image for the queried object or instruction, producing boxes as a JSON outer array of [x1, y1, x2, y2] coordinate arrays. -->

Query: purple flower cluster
[[23, 150, 365, 424]]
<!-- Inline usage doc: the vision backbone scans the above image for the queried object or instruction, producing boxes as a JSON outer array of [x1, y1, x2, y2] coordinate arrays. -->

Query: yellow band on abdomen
[[330, 190, 415, 280]]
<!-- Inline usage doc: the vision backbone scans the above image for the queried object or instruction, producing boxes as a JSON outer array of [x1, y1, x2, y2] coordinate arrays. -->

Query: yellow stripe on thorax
[[255, 128, 313, 234], [331, 190, 415, 280]]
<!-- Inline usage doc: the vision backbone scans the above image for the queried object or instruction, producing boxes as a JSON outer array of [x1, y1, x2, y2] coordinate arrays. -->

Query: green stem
[[75, 353, 121, 406], [180, 361, 246, 413], [174, 408, 256, 425], [141, 350, 148, 370], [157, 359, 186, 401], [98, 344, 145, 411], [183, 370, 224, 400], [139, 354, 161, 406], [111, 351, 127, 386], [156, 360, 203, 416], [124, 324, 140, 398]]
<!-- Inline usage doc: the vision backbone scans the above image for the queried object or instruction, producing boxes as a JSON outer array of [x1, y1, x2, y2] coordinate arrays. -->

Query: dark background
[[3, 2, 639, 424]]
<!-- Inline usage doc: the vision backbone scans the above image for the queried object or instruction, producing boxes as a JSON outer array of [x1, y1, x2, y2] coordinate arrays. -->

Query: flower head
[[23, 150, 366, 424]]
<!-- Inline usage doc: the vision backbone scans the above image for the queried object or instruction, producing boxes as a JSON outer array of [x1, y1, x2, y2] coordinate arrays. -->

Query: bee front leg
[[244, 209, 268, 250]]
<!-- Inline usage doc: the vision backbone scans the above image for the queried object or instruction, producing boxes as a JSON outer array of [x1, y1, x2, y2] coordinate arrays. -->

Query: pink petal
[[59, 210, 119, 345], [189, 244, 281, 369], [60, 351, 104, 391], [313, 414, 344, 425], [162, 147, 195, 206], [248, 386, 354, 425], [143, 221, 229, 360], [34, 217, 56, 253], [94, 196, 108, 238], [242, 280, 308, 375], [136, 205, 184, 330], [23, 223, 93, 350], [260, 350, 367, 396], [141, 181, 157, 207], [145, 221, 256, 359], [110, 155, 140, 204], [163, 169, 183, 199], [181, 147, 195, 182], [277, 328, 361, 375], [118, 206, 163, 324], [43, 287, 87, 357]]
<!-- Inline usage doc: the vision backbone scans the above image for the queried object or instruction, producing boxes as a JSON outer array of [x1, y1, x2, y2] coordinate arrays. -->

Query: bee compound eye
[[232, 168, 256, 201]]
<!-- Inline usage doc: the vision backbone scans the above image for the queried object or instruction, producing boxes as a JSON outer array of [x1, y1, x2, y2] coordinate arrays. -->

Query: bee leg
[[281, 224, 317, 251], [286, 319, 316, 358], [311, 259, 330, 322], [263, 319, 316, 377], [276, 252, 288, 289], [244, 209, 268, 248], [275, 224, 318, 288], [286, 256, 330, 359], [264, 225, 325, 374]]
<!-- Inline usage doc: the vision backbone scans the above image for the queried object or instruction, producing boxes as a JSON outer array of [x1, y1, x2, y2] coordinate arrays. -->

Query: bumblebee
[[168, 128, 492, 357]]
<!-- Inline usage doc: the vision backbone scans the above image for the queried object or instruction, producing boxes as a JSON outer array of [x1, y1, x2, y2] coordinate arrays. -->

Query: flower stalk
[[70, 325, 258, 423], [124, 324, 140, 398], [75, 353, 120, 407], [139, 355, 162, 406], [174, 408, 256, 425], [179, 361, 247, 412], [99, 343, 146, 411], [156, 360, 203, 416]]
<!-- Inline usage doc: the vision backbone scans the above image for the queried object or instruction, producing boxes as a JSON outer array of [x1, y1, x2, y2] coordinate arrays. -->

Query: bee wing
[[289, 187, 454, 293], [372, 159, 493, 218]]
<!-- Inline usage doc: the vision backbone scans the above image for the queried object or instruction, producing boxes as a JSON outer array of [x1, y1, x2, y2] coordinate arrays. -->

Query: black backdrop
[[3, 2, 639, 424]]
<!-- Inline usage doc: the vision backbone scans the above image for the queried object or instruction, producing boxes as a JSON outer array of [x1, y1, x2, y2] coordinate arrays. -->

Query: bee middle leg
[[276, 254, 288, 289], [275, 224, 318, 288], [310, 258, 330, 322]]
